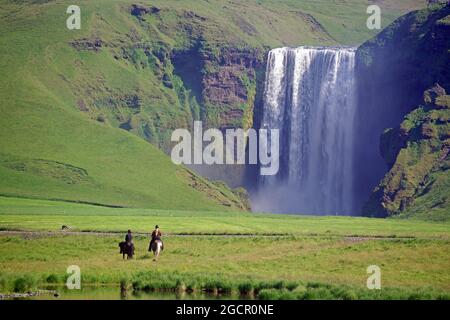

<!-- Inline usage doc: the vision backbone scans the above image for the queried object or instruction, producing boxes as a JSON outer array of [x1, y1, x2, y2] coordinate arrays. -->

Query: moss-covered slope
[[363, 85, 450, 221]]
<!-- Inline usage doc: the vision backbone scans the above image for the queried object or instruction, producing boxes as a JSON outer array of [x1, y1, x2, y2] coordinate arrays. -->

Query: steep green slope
[[0, 73, 249, 210], [0, 1, 252, 210]]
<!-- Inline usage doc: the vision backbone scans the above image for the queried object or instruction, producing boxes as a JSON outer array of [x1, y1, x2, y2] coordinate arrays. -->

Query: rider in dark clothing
[[124, 229, 134, 255], [125, 230, 133, 244], [149, 225, 163, 251]]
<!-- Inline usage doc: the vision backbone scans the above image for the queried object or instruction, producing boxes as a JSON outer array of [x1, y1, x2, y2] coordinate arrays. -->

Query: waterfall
[[255, 47, 357, 215]]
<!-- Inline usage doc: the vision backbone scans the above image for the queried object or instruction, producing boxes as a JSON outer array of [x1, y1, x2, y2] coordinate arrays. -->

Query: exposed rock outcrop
[[201, 47, 266, 130], [130, 4, 160, 19], [70, 38, 103, 52]]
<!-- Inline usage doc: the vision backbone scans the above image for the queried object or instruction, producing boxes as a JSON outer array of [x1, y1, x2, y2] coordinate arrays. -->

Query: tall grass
[[2, 269, 448, 300], [129, 271, 450, 300]]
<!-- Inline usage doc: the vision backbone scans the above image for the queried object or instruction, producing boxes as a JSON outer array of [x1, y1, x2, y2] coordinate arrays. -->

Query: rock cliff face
[[173, 45, 266, 131], [172, 45, 265, 189], [363, 85, 450, 220], [356, 3, 450, 220], [201, 47, 266, 130]]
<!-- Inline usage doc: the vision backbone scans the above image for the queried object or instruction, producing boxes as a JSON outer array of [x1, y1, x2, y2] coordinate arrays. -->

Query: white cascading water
[[255, 47, 357, 215]]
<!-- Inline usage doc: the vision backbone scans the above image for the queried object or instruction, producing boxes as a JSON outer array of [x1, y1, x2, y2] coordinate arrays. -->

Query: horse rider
[[125, 229, 133, 247], [149, 225, 164, 251]]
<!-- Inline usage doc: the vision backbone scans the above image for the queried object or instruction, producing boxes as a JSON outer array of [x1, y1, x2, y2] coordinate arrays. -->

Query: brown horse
[[119, 241, 134, 259]]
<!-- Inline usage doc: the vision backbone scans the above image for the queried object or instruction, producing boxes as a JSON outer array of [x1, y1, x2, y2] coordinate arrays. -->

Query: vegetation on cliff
[[363, 84, 450, 221], [357, 3, 450, 220]]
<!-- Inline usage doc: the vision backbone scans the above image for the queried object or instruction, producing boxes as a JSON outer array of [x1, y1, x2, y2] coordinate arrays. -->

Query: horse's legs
[[153, 245, 160, 261]]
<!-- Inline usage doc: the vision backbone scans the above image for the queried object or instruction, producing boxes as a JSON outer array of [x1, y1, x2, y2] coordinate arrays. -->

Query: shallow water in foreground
[[10, 286, 249, 300]]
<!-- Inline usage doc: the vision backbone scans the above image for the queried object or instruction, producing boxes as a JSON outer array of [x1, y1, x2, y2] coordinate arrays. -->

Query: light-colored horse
[[150, 239, 163, 261]]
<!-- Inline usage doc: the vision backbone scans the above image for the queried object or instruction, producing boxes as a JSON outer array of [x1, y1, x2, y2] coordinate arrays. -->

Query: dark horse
[[119, 241, 134, 259]]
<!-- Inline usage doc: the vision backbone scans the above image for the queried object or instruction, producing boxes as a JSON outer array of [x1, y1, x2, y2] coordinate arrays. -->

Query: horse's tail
[[156, 241, 162, 255], [153, 240, 162, 259]]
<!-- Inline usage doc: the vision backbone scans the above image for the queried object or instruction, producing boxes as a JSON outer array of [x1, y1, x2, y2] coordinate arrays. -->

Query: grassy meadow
[[0, 197, 449, 299], [0, 197, 449, 237]]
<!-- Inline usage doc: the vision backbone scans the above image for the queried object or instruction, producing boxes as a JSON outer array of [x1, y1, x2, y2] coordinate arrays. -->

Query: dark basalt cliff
[[356, 3, 450, 220]]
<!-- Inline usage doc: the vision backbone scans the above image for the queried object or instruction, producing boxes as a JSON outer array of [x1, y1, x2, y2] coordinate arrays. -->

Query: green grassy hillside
[[0, 95, 248, 210]]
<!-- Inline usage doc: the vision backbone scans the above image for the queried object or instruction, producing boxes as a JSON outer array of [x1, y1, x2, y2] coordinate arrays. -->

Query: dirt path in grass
[[0, 229, 427, 241]]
